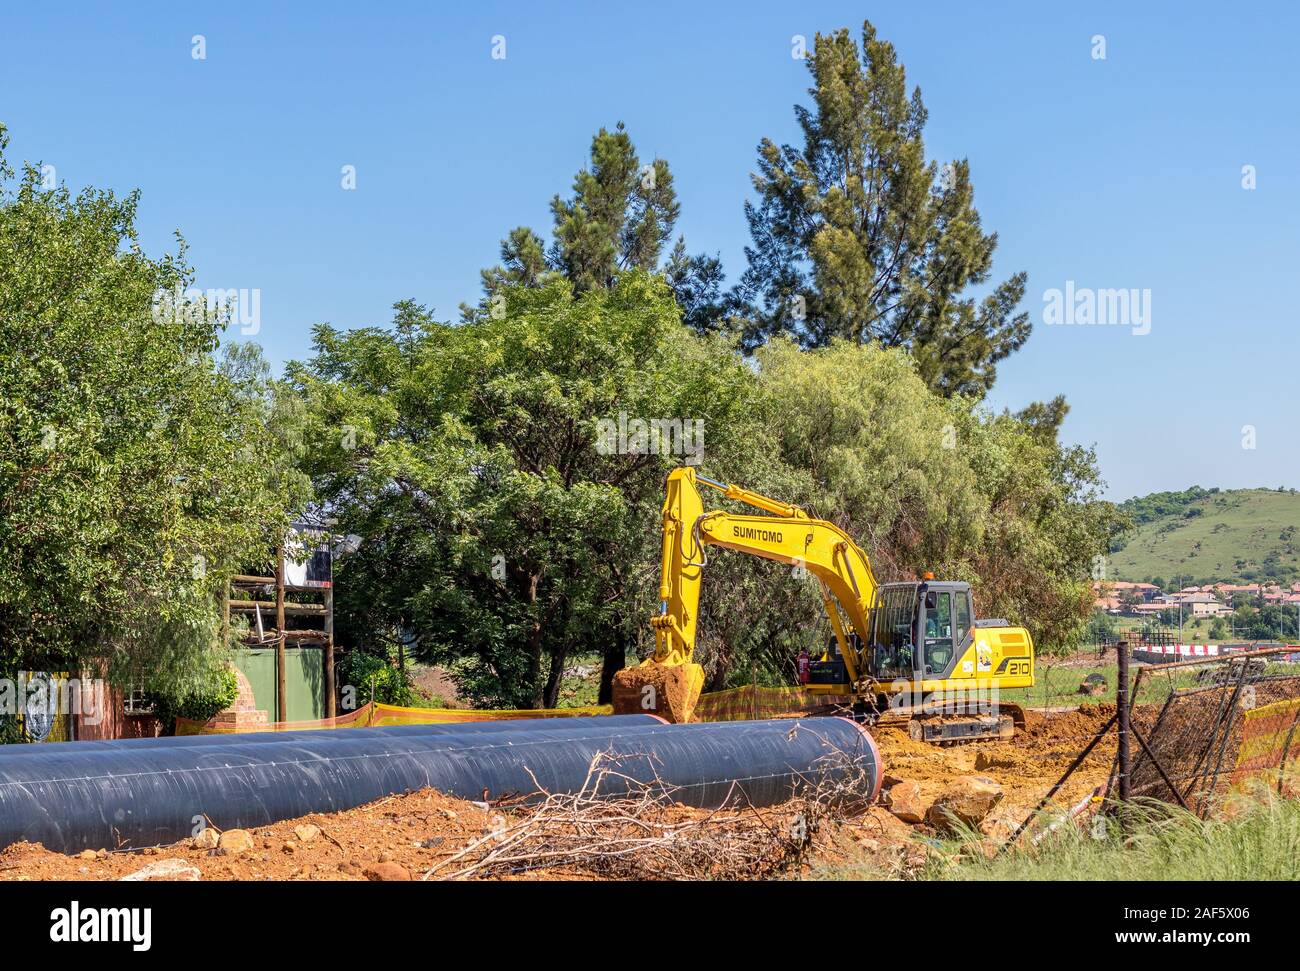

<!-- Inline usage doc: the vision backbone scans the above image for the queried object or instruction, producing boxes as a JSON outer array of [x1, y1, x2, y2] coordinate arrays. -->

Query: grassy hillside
[[1109, 488, 1300, 584]]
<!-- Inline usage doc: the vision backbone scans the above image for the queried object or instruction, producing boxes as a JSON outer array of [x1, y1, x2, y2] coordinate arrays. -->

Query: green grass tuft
[[936, 793, 1300, 881]]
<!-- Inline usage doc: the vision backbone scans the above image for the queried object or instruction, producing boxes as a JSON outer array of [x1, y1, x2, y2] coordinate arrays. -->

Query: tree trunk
[[541, 597, 576, 709], [522, 573, 545, 709], [598, 631, 625, 705], [526, 622, 546, 709], [543, 647, 566, 709], [707, 641, 731, 692]]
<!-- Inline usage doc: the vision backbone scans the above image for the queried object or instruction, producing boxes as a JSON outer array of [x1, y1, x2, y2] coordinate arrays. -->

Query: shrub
[[339, 648, 419, 708], [145, 666, 239, 734]]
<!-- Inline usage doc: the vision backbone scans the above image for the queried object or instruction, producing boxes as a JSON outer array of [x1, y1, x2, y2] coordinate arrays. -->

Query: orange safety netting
[[1231, 695, 1300, 784], [175, 685, 854, 735], [691, 685, 854, 722], [175, 701, 613, 735], [369, 702, 613, 726]]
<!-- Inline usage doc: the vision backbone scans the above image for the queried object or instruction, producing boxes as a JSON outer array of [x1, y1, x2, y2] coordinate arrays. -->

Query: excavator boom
[[613, 468, 878, 721]]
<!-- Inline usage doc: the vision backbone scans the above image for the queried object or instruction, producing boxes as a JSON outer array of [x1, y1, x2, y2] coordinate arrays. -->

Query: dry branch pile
[[422, 750, 875, 881]]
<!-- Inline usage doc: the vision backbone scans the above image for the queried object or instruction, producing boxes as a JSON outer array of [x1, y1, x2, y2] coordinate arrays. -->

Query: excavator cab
[[917, 582, 974, 678], [811, 581, 974, 688], [865, 580, 974, 682]]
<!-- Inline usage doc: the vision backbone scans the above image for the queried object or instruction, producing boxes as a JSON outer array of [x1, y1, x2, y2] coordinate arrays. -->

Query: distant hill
[[1109, 487, 1300, 585]]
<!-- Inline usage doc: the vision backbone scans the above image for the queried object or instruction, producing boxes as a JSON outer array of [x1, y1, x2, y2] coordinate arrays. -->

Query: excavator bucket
[[611, 661, 705, 724]]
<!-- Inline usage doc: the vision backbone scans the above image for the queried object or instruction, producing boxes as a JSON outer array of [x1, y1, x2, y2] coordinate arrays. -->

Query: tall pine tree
[[739, 21, 1030, 398], [471, 123, 721, 317]]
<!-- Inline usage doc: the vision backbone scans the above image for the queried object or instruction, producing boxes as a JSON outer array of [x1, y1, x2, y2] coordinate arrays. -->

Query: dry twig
[[420, 742, 876, 881]]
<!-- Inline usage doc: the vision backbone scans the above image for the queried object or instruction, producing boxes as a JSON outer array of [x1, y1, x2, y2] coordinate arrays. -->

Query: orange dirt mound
[[610, 663, 698, 723], [0, 789, 497, 882], [1022, 703, 1116, 744]]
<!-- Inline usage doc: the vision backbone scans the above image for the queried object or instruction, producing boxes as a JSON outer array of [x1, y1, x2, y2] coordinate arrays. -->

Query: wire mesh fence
[[1001, 646, 1300, 847], [1127, 681, 1238, 814], [1112, 650, 1300, 816]]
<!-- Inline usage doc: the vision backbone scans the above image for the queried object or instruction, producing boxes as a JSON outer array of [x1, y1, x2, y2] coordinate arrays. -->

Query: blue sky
[[2, 1, 1297, 500]]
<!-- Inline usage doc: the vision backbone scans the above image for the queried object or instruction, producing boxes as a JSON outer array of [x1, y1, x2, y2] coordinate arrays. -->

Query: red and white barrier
[[1137, 644, 1224, 658], [1129, 643, 1300, 664]]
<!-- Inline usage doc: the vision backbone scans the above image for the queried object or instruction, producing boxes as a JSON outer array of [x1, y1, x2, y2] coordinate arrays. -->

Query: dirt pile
[[0, 789, 498, 882], [873, 704, 1117, 843], [610, 662, 701, 722], [1022, 703, 1116, 744]]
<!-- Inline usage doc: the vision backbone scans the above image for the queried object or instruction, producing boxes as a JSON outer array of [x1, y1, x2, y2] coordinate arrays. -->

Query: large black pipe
[[0, 714, 665, 755], [0, 717, 879, 854]]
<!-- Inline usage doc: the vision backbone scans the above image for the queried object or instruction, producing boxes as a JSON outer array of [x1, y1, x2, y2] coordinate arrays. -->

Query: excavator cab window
[[954, 590, 972, 649], [923, 592, 954, 676], [871, 585, 920, 680]]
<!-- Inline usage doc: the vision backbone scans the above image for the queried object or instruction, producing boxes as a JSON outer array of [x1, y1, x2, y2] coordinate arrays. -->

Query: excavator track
[[868, 701, 1028, 746]]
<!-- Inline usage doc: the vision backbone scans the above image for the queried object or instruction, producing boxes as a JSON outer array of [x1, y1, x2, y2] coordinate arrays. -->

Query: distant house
[[1133, 591, 1231, 619], [1174, 593, 1233, 618], [1130, 602, 1172, 616], [1092, 580, 1161, 613], [1209, 583, 1262, 606]]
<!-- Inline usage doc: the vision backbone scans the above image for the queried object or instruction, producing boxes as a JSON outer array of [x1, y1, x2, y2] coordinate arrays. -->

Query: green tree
[[1234, 602, 1297, 642], [748, 338, 1122, 655], [294, 273, 756, 707], [473, 123, 679, 303], [738, 21, 1030, 398], [1087, 610, 1119, 645], [0, 125, 303, 699], [1015, 395, 1070, 445], [469, 123, 736, 333]]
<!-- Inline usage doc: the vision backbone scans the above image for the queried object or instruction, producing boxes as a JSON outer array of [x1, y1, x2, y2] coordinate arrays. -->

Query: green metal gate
[[232, 648, 324, 722]]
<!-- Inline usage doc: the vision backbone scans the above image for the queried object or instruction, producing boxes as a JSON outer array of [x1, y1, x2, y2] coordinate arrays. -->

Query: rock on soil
[[884, 780, 929, 824], [192, 828, 220, 850], [217, 829, 255, 855], [926, 775, 1004, 832], [120, 858, 202, 882]]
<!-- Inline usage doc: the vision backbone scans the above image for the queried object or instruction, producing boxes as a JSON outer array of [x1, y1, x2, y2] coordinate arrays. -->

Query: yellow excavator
[[612, 468, 1035, 742]]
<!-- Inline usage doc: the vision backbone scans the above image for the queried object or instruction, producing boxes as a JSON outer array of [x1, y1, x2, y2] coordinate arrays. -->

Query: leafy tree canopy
[[297, 275, 1119, 705], [467, 123, 739, 334], [0, 124, 305, 696], [293, 273, 757, 707]]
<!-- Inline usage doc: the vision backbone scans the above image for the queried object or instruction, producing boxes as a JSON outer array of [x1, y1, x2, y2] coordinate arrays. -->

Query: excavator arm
[[613, 467, 879, 721]]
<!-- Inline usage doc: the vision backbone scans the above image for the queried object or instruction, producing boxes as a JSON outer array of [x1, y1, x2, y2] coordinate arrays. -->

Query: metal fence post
[[1117, 639, 1131, 802]]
